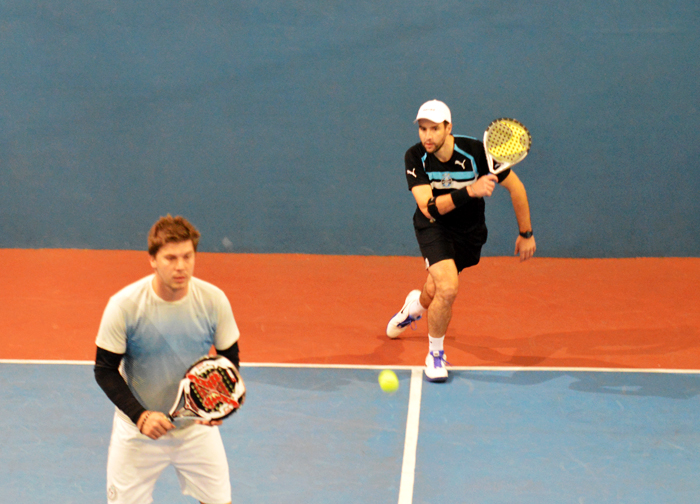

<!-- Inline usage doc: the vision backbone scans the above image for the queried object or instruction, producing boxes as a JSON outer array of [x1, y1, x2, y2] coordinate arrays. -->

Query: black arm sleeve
[[216, 341, 240, 369], [94, 347, 146, 425]]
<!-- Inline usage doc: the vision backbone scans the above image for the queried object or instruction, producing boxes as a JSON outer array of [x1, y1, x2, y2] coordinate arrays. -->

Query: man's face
[[418, 119, 452, 154], [149, 240, 195, 299]]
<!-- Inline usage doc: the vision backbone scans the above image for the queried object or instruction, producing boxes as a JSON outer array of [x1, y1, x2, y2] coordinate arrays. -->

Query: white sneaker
[[386, 290, 422, 339], [425, 350, 449, 382]]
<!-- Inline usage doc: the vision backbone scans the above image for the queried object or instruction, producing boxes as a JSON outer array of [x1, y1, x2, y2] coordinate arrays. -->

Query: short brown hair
[[147, 215, 201, 256]]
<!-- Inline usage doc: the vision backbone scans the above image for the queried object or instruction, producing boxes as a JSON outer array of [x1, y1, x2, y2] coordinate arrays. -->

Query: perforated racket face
[[173, 356, 245, 421], [187, 367, 240, 419], [484, 118, 531, 164]]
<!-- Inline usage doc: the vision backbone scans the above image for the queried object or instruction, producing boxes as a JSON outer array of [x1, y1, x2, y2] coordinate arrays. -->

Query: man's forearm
[[511, 189, 532, 233], [94, 347, 146, 424]]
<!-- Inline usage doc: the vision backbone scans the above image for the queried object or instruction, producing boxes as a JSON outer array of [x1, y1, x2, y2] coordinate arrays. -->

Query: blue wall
[[2, 0, 698, 257]]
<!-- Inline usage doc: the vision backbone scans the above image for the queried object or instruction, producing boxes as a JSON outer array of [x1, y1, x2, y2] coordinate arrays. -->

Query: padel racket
[[483, 118, 532, 174], [168, 355, 245, 423]]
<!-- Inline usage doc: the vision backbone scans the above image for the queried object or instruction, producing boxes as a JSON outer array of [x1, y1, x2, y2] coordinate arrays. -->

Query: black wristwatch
[[519, 230, 534, 239]]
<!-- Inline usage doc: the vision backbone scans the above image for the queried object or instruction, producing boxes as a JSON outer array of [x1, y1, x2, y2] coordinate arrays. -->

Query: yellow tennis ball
[[378, 370, 399, 393]]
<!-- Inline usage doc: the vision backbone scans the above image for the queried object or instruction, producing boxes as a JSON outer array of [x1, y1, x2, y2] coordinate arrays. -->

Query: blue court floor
[[2, 363, 700, 503]]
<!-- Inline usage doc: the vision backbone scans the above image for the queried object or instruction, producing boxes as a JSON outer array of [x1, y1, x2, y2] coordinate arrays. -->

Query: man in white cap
[[386, 100, 536, 382]]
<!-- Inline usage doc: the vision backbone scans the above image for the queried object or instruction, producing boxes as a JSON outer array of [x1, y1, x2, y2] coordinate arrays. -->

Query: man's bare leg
[[423, 259, 458, 381]]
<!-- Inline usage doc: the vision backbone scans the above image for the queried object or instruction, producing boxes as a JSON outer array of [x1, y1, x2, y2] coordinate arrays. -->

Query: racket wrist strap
[[450, 187, 473, 208]]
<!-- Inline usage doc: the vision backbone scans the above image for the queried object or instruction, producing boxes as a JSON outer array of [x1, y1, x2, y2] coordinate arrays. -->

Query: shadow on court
[[453, 369, 700, 399]]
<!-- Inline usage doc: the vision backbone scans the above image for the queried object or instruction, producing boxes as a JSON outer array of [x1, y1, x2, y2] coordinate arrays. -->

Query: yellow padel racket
[[483, 118, 532, 174]]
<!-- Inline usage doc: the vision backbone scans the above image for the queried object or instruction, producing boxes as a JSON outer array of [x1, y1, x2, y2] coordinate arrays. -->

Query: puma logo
[[455, 159, 467, 170], [407, 168, 417, 178]]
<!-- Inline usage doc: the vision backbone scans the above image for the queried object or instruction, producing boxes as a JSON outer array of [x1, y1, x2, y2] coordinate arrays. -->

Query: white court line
[[1, 359, 699, 374], [398, 368, 423, 504], [0, 359, 94, 365]]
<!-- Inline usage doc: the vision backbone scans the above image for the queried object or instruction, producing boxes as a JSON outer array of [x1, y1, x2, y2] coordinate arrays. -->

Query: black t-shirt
[[404, 135, 510, 231]]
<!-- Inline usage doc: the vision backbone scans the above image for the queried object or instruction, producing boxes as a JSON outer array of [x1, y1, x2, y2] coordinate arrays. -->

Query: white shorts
[[106, 412, 231, 504]]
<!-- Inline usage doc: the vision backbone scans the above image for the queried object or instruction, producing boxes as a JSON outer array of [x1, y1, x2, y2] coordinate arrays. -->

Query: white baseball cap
[[414, 99, 451, 124]]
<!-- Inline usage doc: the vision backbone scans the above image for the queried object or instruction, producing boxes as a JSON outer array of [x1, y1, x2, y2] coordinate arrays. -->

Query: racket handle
[[489, 160, 512, 174]]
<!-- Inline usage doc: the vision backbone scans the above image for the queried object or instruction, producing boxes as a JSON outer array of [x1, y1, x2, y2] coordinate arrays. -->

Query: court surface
[[2, 363, 700, 503], [1, 251, 699, 503]]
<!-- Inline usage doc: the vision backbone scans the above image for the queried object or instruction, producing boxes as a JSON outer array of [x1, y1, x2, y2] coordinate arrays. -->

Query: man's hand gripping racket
[[137, 356, 245, 440], [483, 118, 532, 174]]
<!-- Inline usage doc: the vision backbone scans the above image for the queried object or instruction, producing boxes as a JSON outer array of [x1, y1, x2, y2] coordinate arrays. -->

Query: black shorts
[[414, 218, 488, 273]]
